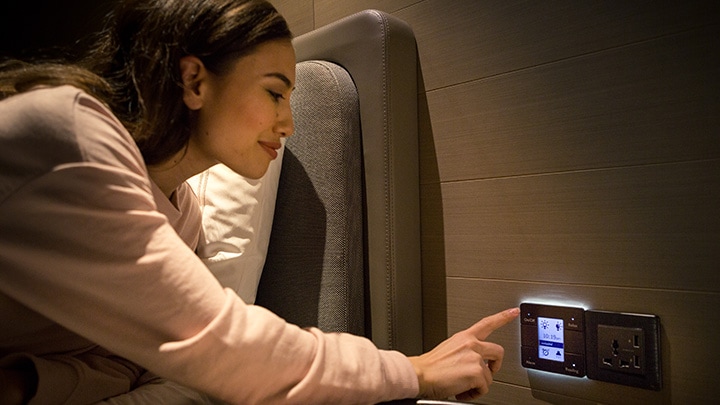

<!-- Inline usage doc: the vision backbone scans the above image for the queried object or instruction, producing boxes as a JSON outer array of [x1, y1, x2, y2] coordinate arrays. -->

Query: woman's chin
[[231, 163, 270, 180]]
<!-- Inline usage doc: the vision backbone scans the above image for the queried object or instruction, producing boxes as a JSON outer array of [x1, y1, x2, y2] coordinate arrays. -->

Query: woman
[[0, 0, 519, 403]]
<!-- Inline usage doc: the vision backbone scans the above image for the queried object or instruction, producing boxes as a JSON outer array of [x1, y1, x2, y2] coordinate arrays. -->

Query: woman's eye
[[268, 90, 284, 102]]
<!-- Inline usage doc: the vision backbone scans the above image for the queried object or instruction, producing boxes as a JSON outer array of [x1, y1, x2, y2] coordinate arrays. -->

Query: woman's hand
[[408, 307, 519, 401]]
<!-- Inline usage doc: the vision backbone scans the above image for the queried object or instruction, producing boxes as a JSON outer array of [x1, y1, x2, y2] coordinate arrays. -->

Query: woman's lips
[[259, 141, 281, 159]]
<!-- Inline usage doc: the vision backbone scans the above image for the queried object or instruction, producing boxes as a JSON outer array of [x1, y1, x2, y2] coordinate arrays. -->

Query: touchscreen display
[[538, 316, 564, 362]]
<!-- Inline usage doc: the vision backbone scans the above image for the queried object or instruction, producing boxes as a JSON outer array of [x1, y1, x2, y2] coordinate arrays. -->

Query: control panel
[[520, 303, 586, 377]]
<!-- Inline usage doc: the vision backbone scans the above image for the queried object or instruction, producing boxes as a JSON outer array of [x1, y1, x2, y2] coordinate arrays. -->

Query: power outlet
[[597, 325, 644, 375], [586, 310, 661, 390]]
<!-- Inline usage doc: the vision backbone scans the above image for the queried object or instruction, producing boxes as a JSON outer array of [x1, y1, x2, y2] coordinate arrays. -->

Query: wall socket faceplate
[[585, 310, 662, 390]]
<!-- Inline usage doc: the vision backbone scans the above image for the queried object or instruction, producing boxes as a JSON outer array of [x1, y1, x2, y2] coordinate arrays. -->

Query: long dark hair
[[0, 0, 292, 165]]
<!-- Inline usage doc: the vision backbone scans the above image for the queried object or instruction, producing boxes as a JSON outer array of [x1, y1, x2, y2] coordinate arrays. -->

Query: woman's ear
[[179, 56, 206, 110]]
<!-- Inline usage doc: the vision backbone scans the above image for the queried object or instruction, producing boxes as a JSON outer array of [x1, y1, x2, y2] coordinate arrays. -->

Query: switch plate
[[586, 310, 662, 390], [520, 303, 586, 377]]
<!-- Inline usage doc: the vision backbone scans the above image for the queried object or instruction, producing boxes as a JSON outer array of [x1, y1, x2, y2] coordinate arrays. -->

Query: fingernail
[[507, 307, 520, 315]]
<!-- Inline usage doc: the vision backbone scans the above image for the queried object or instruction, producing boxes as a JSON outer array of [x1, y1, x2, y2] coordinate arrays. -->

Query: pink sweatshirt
[[0, 86, 418, 404]]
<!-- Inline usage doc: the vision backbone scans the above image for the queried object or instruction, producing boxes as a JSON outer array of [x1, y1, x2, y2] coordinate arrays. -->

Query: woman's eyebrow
[[264, 72, 293, 89]]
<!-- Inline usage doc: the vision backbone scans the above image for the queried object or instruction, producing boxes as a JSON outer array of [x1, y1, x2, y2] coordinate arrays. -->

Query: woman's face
[[188, 39, 296, 179]]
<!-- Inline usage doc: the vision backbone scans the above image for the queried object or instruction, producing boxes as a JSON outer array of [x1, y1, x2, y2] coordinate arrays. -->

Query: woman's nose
[[276, 103, 294, 138]]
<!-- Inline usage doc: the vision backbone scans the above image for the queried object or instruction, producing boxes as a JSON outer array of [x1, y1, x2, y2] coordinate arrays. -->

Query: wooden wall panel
[[395, 0, 719, 91], [447, 278, 720, 404], [313, 0, 420, 29], [422, 26, 719, 183], [419, 183, 447, 350], [268, 0, 315, 36], [441, 159, 720, 291], [265, 2, 719, 403]]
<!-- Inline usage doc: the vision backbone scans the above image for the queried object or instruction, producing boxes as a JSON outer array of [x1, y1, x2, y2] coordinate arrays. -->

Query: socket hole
[[620, 359, 630, 368], [612, 339, 619, 355], [634, 355, 641, 369], [633, 335, 640, 348], [603, 358, 613, 367]]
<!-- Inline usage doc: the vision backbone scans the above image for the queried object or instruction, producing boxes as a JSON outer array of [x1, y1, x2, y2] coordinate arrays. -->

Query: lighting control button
[[564, 312, 584, 331], [521, 345, 537, 367], [521, 325, 537, 347], [521, 313, 537, 325], [564, 353, 585, 376], [564, 330, 584, 353]]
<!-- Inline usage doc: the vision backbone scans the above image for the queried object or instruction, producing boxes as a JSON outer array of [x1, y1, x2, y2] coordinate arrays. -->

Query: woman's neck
[[147, 146, 211, 199], [148, 165, 188, 199]]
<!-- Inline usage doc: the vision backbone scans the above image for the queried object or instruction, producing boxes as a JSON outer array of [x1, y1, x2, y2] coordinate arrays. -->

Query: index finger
[[468, 307, 520, 340]]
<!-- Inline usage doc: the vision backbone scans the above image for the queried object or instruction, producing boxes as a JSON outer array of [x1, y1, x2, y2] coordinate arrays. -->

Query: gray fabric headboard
[[256, 60, 365, 336], [256, 10, 421, 355]]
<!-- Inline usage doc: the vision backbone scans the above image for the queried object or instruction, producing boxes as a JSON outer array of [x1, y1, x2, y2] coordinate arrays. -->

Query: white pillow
[[187, 140, 284, 304]]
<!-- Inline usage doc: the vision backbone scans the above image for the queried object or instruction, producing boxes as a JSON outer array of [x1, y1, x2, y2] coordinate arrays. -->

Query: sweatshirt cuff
[[379, 349, 420, 400]]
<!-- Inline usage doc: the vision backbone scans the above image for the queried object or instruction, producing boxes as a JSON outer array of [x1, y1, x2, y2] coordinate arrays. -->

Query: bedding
[[187, 143, 284, 304]]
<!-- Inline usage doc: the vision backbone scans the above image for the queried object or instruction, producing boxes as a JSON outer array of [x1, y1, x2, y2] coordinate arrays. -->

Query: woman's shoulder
[[0, 85, 147, 195], [1, 85, 84, 148], [14, 85, 140, 157], [0, 85, 125, 154], [0, 86, 89, 188]]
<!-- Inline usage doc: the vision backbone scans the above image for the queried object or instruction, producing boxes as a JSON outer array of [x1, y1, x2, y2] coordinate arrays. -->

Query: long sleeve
[[0, 86, 418, 404]]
